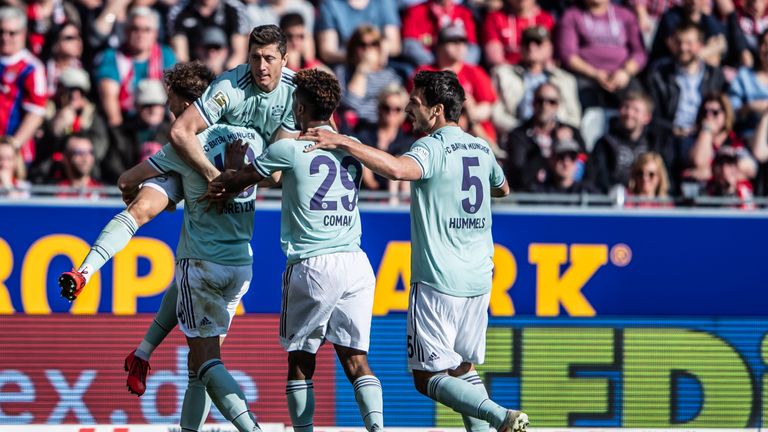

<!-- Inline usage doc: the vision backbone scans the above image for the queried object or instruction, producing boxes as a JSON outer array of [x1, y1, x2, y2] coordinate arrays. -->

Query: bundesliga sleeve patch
[[204, 91, 228, 117], [410, 146, 430, 162]]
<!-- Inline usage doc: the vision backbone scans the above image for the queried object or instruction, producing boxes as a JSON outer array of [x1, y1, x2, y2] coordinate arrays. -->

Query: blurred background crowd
[[0, 0, 766, 208]]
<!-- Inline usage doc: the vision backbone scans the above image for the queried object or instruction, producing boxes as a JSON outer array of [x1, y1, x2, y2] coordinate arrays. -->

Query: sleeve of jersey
[[490, 158, 506, 189], [194, 74, 238, 127], [403, 138, 434, 180], [148, 144, 189, 176], [22, 66, 47, 115], [252, 140, 294, 177]]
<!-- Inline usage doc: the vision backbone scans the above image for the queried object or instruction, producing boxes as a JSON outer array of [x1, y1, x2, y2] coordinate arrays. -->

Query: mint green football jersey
[[148, 124, 266, 266], [252, 125, 363, 264], [403, 125, 506, 297], [193, 64, 296, 141]]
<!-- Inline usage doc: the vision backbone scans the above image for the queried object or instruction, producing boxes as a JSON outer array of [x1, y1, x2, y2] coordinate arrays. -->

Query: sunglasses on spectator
[[286, 32, 305, 40], [534, 97, 559, 106], [67, 149, 93, 156], [60, 34, 80, 41], [205, 44, 225, 51], [0, 29, 21, 36], [704, 108, 723, 116], [129, 26, 154, 33], [556, 152, 577, 161], [380, 105, 403, 113], [360, 40, 381, 48], [636, 170, 657, 179]]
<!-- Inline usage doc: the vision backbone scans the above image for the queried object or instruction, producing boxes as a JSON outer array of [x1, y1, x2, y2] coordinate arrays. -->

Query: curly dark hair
[[163, 61, 215, 102], [293, 69, 341, 121], [249, 24, 287, 56], [413, 70, 466, 123]]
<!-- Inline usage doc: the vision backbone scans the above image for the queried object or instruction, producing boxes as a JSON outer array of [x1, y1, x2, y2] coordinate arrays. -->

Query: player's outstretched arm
[[169, 105, 220, 182], [301, 128, 422, 181]]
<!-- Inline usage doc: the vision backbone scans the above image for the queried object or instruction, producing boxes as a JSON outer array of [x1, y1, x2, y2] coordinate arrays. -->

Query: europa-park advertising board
[[0, 203, 765, 428]]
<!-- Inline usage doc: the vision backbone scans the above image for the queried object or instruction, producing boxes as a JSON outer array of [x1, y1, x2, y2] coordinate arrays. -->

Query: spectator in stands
[[482, 0, 555, 67], [86, 0, 133, 56], [168, 0, 249, 69], [35, 68, 108, 182], [193, 27, 229, 76], [336, 25, 402, 131], [316, 0, 401, 65], [55, 132, 103, 197], [279, 13, 324, 72], [590, 91, 663, 193], [705, 145, 755, 207], [687, 93, 757, 182], [721, 0, 763, 68], [246, 0, 315, 31], [647, 22, 726, 141], [0, 137, 29, 198], [416, 24, 498, 144], [530, 138, 595, 194], [103, 79, 169, 183], [751, 108, 768, 194], [354, 83, 413, 203], [0, 7, 47, 165], [728, 29, 768, 133], [401, 0, 479, 66], [26, 0, 79, 56], [95, 6, 176, 127], [630, 0, 682, 48], [41, 22, 83, 95], [503, 82, 586, 191], [492, 26, 581, 137], [626, 152, 671, 206], [556, 0, 647, 110], [651, 0, 726, 66]]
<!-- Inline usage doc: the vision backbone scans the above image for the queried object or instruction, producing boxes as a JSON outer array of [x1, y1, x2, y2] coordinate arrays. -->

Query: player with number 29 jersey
[[253, 124, 363, 265], [404, 125, 505, 297]]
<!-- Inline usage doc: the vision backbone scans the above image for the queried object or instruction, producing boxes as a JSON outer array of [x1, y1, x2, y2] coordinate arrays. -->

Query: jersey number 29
[[310, 155, 363, 211]]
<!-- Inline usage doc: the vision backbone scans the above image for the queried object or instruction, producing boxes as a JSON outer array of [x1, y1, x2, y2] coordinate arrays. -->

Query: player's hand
[[199, 170, 239, 212], [300, 128, 349, 152], [224, 139, 247, 170]]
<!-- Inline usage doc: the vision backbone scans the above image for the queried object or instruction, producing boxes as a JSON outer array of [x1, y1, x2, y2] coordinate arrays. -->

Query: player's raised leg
[[58, 179, 172, 301]]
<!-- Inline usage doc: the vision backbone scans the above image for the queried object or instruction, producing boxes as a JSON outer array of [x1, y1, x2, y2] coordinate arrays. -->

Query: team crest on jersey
[[271, 105, 285, 119], [205, 91, 228, 117]]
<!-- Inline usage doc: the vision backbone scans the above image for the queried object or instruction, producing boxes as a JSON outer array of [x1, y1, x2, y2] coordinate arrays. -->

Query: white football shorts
[[407, 282, 490, 372], [141, 173, 184, 204], [280, 251, 375, 353], [175, 258, 252, 338]]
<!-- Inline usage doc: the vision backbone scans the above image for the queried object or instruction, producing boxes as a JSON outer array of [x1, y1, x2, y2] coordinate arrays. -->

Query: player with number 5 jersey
[[201, 69, 385, 432], [300, 70, 528, 432]]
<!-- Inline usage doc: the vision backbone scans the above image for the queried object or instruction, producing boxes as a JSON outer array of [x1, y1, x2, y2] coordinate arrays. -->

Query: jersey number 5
[[462, 157, 483, 214], [309, 155, 363, 211]]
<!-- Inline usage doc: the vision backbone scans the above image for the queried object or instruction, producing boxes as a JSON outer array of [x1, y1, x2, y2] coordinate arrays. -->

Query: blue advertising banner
[[0, 203, 766, 316]]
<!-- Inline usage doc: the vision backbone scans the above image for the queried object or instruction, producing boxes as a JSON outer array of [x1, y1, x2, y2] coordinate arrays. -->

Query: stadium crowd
[[0, 0, 766, 208]]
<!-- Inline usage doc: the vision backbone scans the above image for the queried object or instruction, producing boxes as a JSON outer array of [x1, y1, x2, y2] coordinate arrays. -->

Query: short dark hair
[[163, 61, 215, 102], [293, 69, 341, 121], [675, 20, 704, 42], [65, 131, 94, 149], [412, 70, 465, 123], [279, 12, 304, 30], [249, 24, 287, 56], [623, 90, 654, 113]]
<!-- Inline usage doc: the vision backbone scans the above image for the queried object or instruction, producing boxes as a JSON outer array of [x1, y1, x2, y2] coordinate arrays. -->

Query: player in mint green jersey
[[120, 122, 266, 432], [201, 69, 384, 432], [169, 24, 298, 182], [300, 70, 528, 432]]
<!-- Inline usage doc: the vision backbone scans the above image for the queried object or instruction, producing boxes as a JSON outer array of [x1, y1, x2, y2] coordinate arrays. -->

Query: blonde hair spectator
[[628, 152, 670, 199]]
